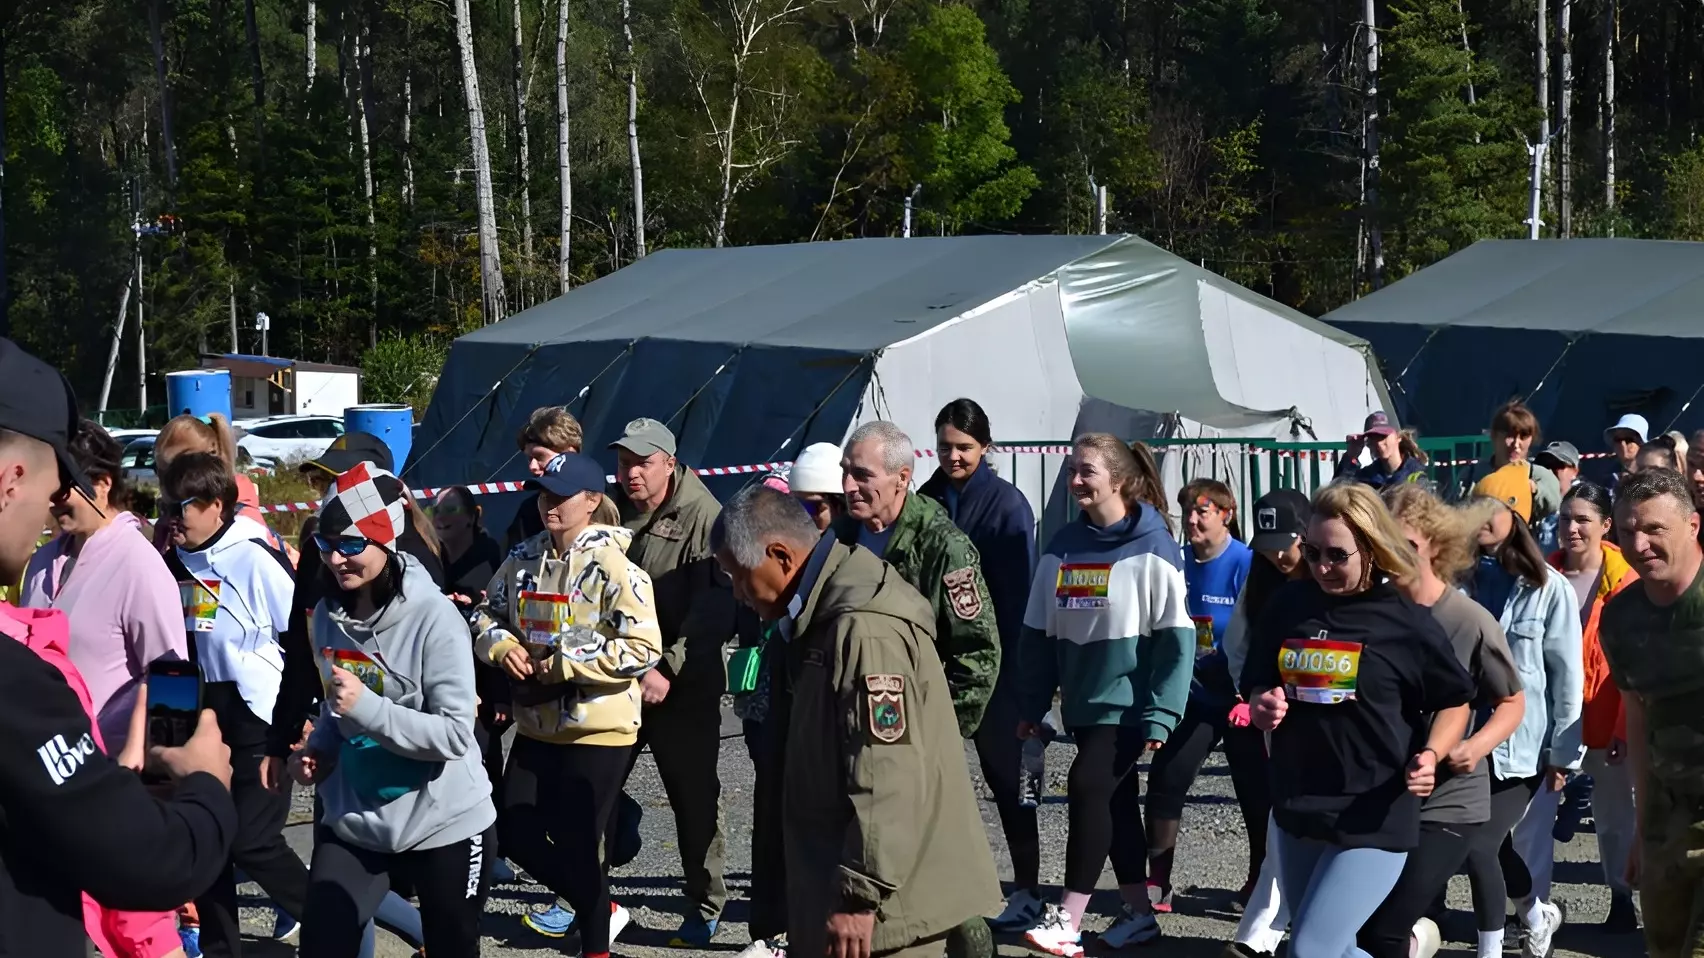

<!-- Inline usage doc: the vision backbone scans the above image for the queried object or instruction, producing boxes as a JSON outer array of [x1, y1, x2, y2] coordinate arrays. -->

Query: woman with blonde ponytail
[[152, 413, 296, 564]]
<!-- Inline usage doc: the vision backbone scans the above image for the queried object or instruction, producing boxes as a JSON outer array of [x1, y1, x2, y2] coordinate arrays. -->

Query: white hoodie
[[173, 517, 294, 722]]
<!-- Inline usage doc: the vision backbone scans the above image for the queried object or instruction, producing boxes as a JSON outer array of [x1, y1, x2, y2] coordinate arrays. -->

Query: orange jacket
[[1549, 542, 1637, 750]]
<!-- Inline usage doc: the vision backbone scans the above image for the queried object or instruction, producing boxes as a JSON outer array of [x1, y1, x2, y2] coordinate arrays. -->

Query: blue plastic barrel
[[345, 404, 414, 474], [165, 369, 233, 422]]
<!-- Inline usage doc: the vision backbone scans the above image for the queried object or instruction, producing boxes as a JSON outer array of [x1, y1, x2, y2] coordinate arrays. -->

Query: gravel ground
[[235, 711, 1643, 958]]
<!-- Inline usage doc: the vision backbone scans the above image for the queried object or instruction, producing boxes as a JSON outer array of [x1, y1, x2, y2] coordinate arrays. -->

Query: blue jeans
[[1273, 828, 1407, 958]]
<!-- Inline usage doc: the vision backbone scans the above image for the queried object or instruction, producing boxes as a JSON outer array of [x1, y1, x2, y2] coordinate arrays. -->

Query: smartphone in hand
[[143, 659, 202, 783]]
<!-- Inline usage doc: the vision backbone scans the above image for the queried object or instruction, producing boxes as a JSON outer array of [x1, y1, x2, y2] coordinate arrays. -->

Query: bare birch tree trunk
[[455, 0, 509, 321], [1558, 0, 1573, 237], [623, 0, 647, 259], [307, 1, 318, 84], [403, 5, 415, 208], [352, 8, 379, 345], [1536, 0, 1550, 233], [147, 0, 180, 189], [512, 0, 534, 307], [1363, 0, 1383, 290], [556, 0, 572, 292], [714, 93, 740, 248], [1603, 0, 1615, 228]]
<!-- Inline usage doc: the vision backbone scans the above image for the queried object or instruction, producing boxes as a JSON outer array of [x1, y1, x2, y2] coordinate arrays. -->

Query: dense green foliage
[[5, 0, 1704, 408]]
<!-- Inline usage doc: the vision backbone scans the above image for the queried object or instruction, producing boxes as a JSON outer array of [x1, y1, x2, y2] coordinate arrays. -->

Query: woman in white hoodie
[[291, 464, 496, 958], [160, 451, 310, 957]]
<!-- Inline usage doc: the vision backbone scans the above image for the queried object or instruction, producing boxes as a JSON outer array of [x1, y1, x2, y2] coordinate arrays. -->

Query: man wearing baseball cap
[[1531, 442, 1584, 555], [1336, 411, 1428, 490], [0, 339, 238, 955], [606, 417, 736, 946]]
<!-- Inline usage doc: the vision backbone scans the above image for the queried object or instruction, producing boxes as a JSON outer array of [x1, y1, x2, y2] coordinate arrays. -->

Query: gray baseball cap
[[1535, 440, 1581, 469], [609, 417, 677, 457]]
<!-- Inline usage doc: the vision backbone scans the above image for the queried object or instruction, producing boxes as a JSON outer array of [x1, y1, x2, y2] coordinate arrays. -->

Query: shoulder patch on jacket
[[942, 566, 983, 621], [864, 675, 908, 744]]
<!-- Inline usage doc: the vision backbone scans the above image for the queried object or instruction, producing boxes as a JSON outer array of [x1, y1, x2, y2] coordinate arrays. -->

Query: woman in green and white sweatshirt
[[291, 464, 496, 958], [1015, 435, 1196, 957]]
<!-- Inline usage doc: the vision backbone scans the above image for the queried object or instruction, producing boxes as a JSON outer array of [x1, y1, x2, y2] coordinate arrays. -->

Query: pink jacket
[[0, 604, 180, 958]]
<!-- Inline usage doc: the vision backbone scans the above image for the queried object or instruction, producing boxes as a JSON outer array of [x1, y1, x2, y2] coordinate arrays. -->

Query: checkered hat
[[317, 462, 409, 548]]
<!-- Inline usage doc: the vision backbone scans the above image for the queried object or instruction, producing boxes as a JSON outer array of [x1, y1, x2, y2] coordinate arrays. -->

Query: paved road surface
[[235, 711, 1643, 958]]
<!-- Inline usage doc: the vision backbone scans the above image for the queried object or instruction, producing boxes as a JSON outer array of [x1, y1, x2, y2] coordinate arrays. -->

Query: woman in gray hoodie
[[291, 464, 497, 958]]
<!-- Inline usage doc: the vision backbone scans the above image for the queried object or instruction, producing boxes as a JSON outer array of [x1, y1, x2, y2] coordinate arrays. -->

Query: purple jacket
[[22, 514, 189, 751]]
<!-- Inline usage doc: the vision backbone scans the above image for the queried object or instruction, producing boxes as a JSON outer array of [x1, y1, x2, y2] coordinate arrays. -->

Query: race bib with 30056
[[1278, 634, 1362, 704]]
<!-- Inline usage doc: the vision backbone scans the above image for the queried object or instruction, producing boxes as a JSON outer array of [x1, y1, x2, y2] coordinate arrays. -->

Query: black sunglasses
[[1301, 543, 1358, 568], [313, 533, 375, 557]]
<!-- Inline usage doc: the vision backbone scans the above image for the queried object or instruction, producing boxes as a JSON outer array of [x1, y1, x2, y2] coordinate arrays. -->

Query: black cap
[[0, 339, 93, 497], [300, 431, 394, 477], [528, 451, 608, 499], [1249, 488, 1310, 553]]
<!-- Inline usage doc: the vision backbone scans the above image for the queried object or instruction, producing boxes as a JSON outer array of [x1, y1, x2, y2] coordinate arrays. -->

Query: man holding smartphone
[[0, 339, 238, 956]]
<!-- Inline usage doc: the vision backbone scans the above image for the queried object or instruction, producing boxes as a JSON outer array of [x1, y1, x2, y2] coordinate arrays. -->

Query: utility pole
[[136, 222, 147, 414], [902, 184, 922, 238], [256, 311, 271, 357]]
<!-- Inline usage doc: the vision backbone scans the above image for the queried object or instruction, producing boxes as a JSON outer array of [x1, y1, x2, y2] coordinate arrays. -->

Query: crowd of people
[[0, 330, 1700, 958]]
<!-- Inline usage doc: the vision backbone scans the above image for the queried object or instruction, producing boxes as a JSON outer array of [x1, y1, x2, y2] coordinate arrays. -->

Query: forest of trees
[[5, 0, 1704, 412]]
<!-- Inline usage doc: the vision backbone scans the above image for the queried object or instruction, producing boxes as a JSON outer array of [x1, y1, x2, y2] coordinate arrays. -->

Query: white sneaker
[[1521, 901, 1563, 958], [609, 902, 632, 944], [1412, 917, 1442, 958], [737, 936, 788, 958], [989, 888, 1047, 931], [1023, 904, 1083, 958], [1098, 905, 1161, 949]]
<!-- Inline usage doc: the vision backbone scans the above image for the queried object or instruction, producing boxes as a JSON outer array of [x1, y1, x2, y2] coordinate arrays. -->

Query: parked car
[[234, 415, 345, 463], [124, 436, 277, 490], [107, 428, 157, 444]]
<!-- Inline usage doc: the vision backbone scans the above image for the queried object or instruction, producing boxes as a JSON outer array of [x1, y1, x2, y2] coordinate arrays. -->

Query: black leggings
[[197, 734, 312, 958], [299, 824, 493, 958], [1358, 821, 1475, 958], [1144, 698, 1270, 874], [1463, 775, 1540, 932], [1064, 725, 1149, 894], [974, 681, 1040, 890], [502, 737, 629, 953]]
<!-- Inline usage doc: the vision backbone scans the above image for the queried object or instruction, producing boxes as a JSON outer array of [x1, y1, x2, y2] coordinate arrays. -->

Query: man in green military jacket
[[831, 420, 1001, 738], [1601, 467, 1704, 958], [712, 484, 1001, 958]]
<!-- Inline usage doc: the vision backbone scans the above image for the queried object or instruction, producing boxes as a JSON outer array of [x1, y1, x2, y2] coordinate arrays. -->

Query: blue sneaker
[[669, 916, 720, 948], [178, 926, 202, 958], [522, 903, 577, 938], [272, 908, 300, 943]]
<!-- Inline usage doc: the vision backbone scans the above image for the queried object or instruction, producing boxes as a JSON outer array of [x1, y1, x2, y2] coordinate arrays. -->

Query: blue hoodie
[[919, 463, 1037, 658], [1016, 504, 1195, 739]]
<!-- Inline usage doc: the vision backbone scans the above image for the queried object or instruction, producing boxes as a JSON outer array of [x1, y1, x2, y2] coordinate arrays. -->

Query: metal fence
[[983, 435, 1493, 547]]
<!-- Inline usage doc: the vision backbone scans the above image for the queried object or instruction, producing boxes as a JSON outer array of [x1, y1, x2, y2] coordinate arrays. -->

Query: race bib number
[[179, 579, 220, 633], [517, 590, 575, 651], [1056, 564, 1112, 610], [1278, 636, 1362, 704], [324, 647, 385, 695], [1192, 616, 1216, 657]]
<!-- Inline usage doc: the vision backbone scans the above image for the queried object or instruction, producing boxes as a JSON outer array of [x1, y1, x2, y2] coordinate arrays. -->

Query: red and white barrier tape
[[255, 444, 1621, 514]]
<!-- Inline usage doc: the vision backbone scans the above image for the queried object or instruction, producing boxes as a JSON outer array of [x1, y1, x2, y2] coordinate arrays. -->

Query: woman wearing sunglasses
[[1242, 481, 1473, 958], [1462, 465, 1583, 958], [470, 451, 663, 958], [1357, 485, 1525, 958], [158, 451, 311, 957], [289, 464, 496, 958]]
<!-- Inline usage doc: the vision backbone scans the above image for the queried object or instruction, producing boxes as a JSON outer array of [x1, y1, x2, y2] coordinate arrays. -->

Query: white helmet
[[788, 442, 844, 495]]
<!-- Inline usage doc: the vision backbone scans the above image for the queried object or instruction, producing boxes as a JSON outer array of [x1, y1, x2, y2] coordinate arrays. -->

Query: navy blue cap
[[529, 451, 607, 498]]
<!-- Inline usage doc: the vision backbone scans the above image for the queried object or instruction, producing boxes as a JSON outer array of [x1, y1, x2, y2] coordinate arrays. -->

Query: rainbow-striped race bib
[[1192, 616, 1216, 657], [1277, 636, 1361, 704], [1055, 564, 1112, 610], [517, 591, 575, 650], [179, 579, 220, 633], [324, 647, 385, 695]]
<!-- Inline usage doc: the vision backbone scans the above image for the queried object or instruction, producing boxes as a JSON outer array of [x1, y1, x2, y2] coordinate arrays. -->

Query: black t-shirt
[[444, 532, 505, 608], [1244, 579, 1475, 851]]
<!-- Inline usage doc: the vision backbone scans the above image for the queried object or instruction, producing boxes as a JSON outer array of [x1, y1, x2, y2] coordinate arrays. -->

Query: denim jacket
[[1489, 566, 1585, 779]]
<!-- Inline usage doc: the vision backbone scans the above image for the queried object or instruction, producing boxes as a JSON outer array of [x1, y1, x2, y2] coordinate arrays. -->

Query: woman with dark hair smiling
[[918, 397, 1043, 930]]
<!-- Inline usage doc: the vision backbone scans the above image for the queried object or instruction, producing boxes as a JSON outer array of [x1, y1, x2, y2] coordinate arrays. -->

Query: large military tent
[[1323, 238, 1704, 456], [408, 235, 1389, 533]]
